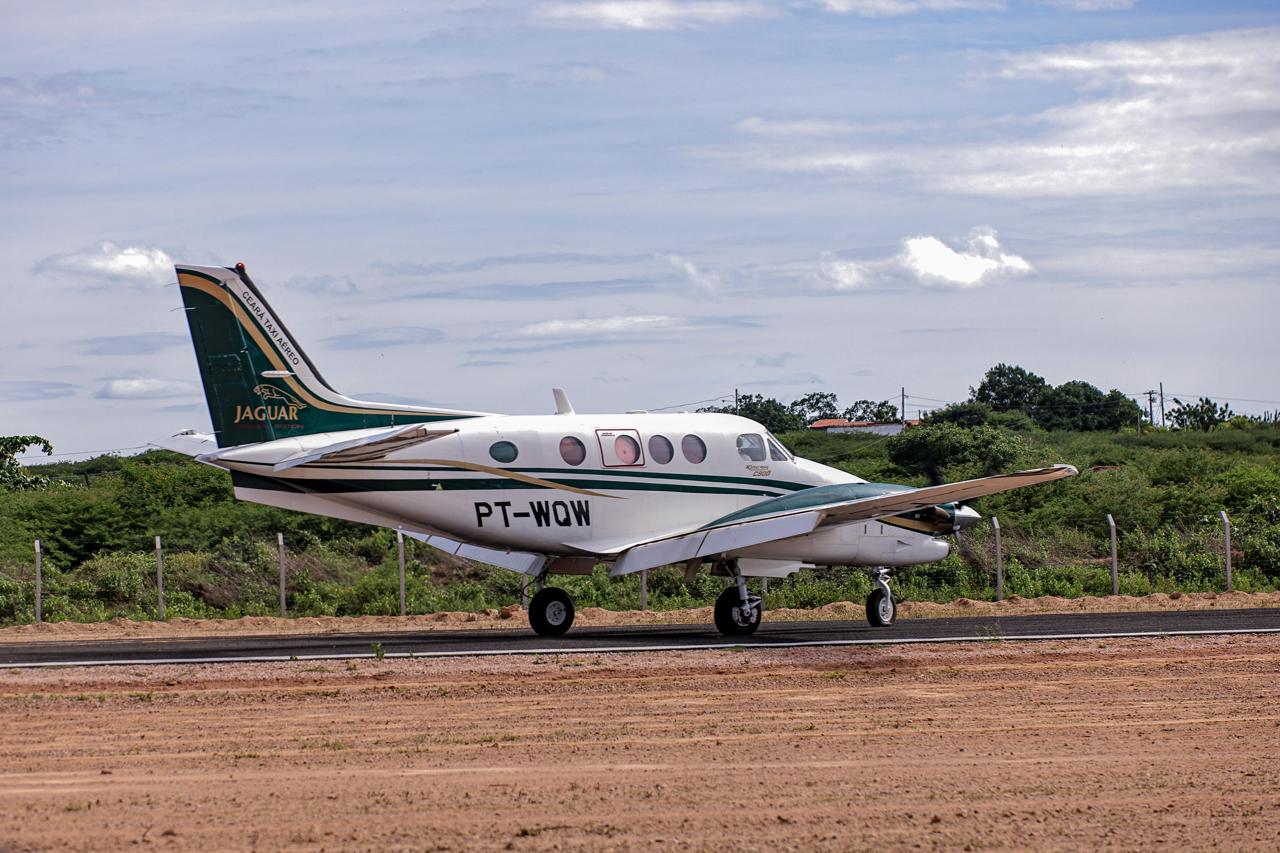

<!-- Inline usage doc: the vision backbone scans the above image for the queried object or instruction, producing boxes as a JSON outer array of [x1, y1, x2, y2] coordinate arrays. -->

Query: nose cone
[[954, 504, 982, 531]]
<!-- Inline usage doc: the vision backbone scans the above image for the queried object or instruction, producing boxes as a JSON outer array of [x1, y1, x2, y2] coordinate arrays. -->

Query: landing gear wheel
[[529, 587, 575, 637], [714, 585, 762, 637], [866, 588, 896, 627]]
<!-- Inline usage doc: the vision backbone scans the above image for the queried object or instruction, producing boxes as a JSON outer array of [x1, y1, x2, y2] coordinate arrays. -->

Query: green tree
[[699, 395, 804, 433], [0, 436, 55, 491], [971, 364, 1048, 413], [924, 401, 991, 428], [886, 423, 1026, 484], [841, 400, 899, 422], [1167, 397, 1234, 431], [788, 392, 840, 424]]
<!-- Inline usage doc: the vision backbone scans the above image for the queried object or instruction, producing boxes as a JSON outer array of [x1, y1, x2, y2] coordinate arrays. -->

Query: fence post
[[640, 569, 648, 611], [761, 576, 769, 608], [992, 516, 1003, 601], [1107, 514, 1118, 595], [397, 529, 406, 617], [277, 532, 287, 618], [155, 535, 165, 621], [34, 539, 42, 624], [1220, 510, 1232, 591]]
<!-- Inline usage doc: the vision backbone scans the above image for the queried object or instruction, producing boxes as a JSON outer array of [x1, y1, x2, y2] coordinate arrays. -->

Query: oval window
[[681, 434, 707, 464], [559, 436, 586, 466], [648, 435, 674, 464], [489, 440, 518, 464], [614, 434, 641, 465]]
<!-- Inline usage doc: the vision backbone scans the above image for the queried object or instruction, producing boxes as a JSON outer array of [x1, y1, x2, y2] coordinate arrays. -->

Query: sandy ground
[[2, 635, 1279, 850], [3, 589, 1279, 644]]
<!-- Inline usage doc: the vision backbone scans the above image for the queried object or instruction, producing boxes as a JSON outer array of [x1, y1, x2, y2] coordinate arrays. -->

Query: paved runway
[[4, 607, 1280, 668]]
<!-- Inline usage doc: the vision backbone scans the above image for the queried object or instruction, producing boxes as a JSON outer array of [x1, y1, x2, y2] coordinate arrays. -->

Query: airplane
[[160, 262, 1076, 637]]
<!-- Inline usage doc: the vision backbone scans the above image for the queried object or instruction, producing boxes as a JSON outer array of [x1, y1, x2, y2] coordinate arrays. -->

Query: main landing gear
[[528, 585, 576, 637], [713, 563, 763, 637], [865, 568, 896, 627]]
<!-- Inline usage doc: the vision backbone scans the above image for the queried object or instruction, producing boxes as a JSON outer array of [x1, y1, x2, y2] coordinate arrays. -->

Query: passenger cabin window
[[736, 434, 766, 462], [681, 434, 707, 464], [559, 436, 586, 466], [597, 429, 644, 467], [489, 441, 518, 464], [648, 435, 674, 464], [767, 436, 792, 462]]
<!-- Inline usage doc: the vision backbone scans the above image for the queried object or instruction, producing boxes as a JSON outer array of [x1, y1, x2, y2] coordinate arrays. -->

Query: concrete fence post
[[1107, 514, 1118, 596], [278, 532, 287, 618], [1220, 510, 1232, 592], [640, 569, 648, 611], [155, 535, 165, 621], [992, 517, 1003, 601], [34, 539, 42, 624], [397, 529, 407, 617]]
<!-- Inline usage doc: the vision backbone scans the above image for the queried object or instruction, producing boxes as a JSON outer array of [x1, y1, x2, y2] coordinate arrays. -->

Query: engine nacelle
[[731, 521, 950, 567]]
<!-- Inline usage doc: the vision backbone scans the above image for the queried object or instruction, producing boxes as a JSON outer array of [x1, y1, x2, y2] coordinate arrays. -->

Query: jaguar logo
[[233, 384, 308, 424]]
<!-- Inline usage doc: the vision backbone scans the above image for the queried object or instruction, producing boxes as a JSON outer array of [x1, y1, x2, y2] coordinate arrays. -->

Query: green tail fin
[[176, 263, 484, 447]]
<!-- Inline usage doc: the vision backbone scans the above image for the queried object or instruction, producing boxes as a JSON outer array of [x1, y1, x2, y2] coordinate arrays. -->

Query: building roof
[[808, 418, 921, 430]]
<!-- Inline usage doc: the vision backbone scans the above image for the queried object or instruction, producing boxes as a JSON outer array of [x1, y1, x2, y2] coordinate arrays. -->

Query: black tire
[[866, 587, 896, 627], [714, 585, 761, 636], [528, 587, 575, 637]]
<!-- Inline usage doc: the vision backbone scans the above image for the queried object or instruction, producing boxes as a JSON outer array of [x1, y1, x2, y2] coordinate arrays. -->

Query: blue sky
[[3, 1, 1279, 457]]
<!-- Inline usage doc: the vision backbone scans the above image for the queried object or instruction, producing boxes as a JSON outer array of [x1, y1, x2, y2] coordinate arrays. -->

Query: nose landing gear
[[865, 567, 896, 627], [713, 563, 762, 636]]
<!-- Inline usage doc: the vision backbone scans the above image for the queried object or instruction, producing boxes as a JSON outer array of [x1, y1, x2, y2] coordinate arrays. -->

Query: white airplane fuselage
[[210, 411, 952, 571]]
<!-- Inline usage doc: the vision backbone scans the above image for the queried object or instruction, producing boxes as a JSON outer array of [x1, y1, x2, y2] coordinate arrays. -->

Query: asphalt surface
[[3, 608, 1280, 667]]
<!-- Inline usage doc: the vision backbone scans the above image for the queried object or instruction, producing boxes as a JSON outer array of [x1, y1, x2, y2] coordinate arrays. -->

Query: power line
[[19, 444, 150, 461]]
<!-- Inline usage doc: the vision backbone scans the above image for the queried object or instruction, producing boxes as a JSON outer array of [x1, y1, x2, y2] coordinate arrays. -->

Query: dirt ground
[[3, 589, 1278, 644], [2, 635, 1279, 851]]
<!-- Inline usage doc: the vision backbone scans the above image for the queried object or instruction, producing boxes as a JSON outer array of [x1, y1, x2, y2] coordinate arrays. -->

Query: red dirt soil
[[2, 635, 1279, 850]]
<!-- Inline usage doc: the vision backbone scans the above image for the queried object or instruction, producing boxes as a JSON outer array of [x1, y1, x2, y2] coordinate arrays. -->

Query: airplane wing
[[270, 424, 459, 472], [400, 530, 547, 576], [610, 465, 1076, 576]]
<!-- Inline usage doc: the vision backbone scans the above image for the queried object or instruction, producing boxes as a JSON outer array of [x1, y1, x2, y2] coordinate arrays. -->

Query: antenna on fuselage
[[552, 388, 575, 415]]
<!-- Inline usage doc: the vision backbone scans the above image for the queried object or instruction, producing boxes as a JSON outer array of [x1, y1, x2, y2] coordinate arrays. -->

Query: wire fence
[[12, 510, 1243, 625]]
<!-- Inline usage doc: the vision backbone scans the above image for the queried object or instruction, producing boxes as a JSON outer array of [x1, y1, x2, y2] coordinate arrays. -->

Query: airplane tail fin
[[176, 263, 485, 448]]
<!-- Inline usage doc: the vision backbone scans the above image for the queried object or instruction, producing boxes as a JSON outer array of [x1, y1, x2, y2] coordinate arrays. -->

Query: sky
[[3, 0, 1279, 459]]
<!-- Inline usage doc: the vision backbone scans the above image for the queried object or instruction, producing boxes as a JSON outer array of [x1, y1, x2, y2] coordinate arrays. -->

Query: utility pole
[[734, 388, 740, 415], [1159, 382, 1166, 428], [901, 387, 906, 423], [1145, 390, 1157, 426]]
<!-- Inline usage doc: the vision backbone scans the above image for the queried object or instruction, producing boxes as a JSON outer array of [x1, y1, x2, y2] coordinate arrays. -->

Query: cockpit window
[[766, 435, 792, 462], [736, 434, 766, 462]]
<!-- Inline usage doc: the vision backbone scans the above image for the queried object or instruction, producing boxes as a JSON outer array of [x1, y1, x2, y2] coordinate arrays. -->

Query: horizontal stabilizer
[[150, 430, 218, 458], [271, 424, 458, 472]]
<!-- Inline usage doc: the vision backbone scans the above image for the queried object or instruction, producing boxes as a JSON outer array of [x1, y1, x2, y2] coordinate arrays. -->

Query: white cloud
[[813, 0, 1003, 15], [665, 254, 721, 291], [35, 242, 173, 285], [816, 226, 1032, 290], [817, 252, 872, 290], [710, 27, 1280, 197], [517, 315, 682, 336], [96, 378, 197, 400], [898, 226, 1032, 287], [533, 1, 769, 30]]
